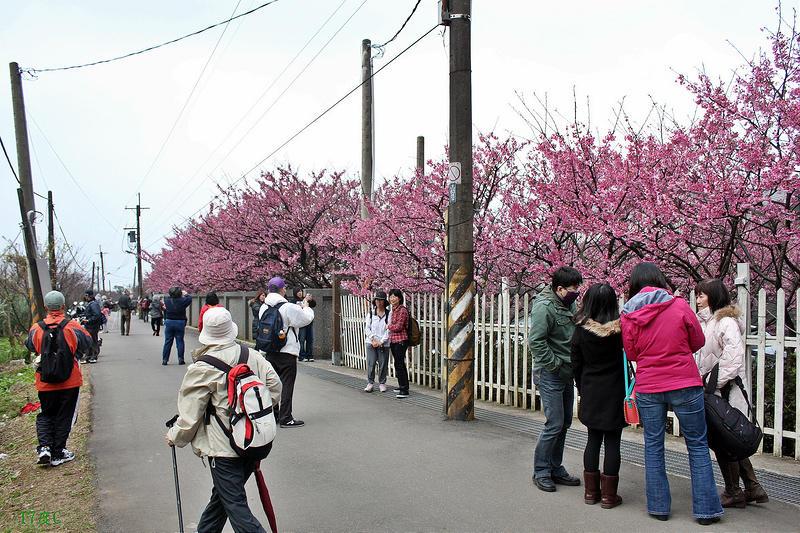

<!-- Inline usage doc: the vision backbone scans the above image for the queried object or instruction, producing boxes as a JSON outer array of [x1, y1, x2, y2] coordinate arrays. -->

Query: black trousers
[[390, 341, 410, 394], [86, 327, 100, 361], [265, 352, 297, 424], [583, 427, 623, 476], [36, 387, 80, 454], [196, 456, 266, 533], [151, 317, 162, 335]]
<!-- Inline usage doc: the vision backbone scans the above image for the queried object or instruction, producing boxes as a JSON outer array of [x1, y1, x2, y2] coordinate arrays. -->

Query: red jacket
[[25, 311, 91, 391], [620, 287, 705, 394]]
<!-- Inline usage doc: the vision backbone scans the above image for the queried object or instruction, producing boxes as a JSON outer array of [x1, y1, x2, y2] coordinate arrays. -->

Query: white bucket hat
[[198, 307, 238, 345]]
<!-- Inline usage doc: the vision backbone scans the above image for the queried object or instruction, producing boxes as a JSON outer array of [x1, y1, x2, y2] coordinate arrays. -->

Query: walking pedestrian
[[529, 266, 583, 492], [25, 290, 92, 467], [386, 289, 411, 399], [620, 262, 723, 525], [695, 279, 769, 509], [150, 297, 164, 336], [570, 283, 626, 508], [141, 296, 150, 323], [363, 291, 391, 393], [162, 286, 192, 365], [260, 276, 314, 427], [118, 289, 133, 335], [81, 290, 103, 363], [166, 307, 281, 533]]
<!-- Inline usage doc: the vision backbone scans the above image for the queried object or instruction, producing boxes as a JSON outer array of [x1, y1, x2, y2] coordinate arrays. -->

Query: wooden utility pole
[[98, 246, 106, 293], [48, 191, 56, 288], [416, 135, 425, 175], [361, 39, 374, 220], [91, 261, 96, 293], [17, 189, 45, 319], [443, 0, 475, 421], [125, 193, 148, 298]]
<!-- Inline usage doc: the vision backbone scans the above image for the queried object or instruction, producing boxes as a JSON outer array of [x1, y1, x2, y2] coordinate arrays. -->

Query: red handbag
[[623, 353, 639, 425]]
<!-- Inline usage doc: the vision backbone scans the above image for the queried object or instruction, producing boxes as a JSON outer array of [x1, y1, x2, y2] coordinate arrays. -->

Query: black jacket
[[84, 299, 103, 330], [118, 294, 133, 310], [571, 319, 627, 431]]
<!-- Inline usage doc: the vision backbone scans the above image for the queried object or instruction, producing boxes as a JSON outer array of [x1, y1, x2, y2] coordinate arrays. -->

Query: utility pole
[[97, 245, 106, 293], [361, 39, 374, 220], [416, 135, 425, 175], [91, 261, 96, 293], [17, 189, 45, 320], [443, 0, 475, 421], [10, 63, 36, 241], [125, 193, 148, 299], [48, 191, 56, 288]]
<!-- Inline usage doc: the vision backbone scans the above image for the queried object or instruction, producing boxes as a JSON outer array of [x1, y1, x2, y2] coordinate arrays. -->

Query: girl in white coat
[[695, 279, 768, 509]]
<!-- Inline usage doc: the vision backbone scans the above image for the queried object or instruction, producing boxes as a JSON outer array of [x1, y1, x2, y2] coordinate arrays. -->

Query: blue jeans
[[636, 386, 723, 519], [366, 345, 390, 384], [532, 368, 573, 479], [298, 323, 314, 359], [162, 319, 186, 363]]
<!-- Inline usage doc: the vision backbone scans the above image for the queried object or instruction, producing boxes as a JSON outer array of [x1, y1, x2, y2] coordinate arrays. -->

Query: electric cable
[[52, 209, 90, 272], [0, 134, 20, 183], [22, 0, 283, 74], [172, 23, 440, 232], [124, 0, 247, 211], [371, 0, 422, 49], [147, 0, 352, 234], [25, 111, 118, 233]]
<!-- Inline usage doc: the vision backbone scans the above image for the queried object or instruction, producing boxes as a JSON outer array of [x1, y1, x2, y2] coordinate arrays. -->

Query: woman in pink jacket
[[620, 263, 723, 525], [695, 279, 768, 508]]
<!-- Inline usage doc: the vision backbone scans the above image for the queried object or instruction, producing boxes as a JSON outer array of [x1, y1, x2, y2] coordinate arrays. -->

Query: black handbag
[[703, 363, 762, 462]]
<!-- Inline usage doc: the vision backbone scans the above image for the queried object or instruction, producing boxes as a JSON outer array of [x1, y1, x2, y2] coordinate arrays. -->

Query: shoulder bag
[[703, 363, 762, 461], [623, 351, 639, 425]]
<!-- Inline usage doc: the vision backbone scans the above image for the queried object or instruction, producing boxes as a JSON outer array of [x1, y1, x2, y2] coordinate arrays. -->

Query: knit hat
[[44, 291, 66, 311], [198, 307, 238, 345]]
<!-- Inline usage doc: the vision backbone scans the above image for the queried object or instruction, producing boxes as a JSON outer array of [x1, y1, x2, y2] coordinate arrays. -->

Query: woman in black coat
[[571, 283, 627, 509]]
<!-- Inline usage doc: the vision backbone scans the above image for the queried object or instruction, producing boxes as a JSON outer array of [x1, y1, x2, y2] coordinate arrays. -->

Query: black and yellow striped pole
[[443, 0, 474, 421]]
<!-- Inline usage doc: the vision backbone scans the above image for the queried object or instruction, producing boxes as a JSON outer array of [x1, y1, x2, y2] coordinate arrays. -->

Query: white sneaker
[[50, 449, 75, 466], [379, 384, 387, 392], [36, 446, 51, 465], [364, 383, 374, 392]]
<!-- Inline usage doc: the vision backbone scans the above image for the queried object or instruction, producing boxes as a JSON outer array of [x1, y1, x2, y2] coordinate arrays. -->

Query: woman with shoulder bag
[[695, 279, 768, 508], [570, 283, 627, 509]]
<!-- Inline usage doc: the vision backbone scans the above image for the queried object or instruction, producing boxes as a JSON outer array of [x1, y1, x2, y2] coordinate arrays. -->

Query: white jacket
[[260, 293, 314, 356], [696, 305, 748, 414], [167, 341, 282, 458], [364, 309, 391, 347]]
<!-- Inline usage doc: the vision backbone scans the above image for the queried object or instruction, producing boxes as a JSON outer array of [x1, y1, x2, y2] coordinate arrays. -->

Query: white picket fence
[[340, 264, 799, 460]]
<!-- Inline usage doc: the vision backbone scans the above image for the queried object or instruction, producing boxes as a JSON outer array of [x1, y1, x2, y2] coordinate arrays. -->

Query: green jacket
[[528, 285, 577, 375]]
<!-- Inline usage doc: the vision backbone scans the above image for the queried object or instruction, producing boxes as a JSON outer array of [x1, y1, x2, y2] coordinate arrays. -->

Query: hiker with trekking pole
[[165, 307, 282, 533]]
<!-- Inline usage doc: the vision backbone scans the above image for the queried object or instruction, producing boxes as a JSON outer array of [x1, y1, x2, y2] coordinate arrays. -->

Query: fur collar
[[581, 318, 621, 337], [714, 305, 741, 321]]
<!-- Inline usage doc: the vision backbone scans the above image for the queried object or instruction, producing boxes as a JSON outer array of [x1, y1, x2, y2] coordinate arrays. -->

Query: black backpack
[[703, 364, 763, 462], [255, 302, 287, 353], [37, 319, 74, 383]]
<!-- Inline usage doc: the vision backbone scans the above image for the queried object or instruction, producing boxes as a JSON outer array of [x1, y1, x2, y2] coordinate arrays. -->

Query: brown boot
[[717, 459, 746, 508], [584, 471, 601, 505], [600, 473, 622, 509], [739, 458, 769, 503]]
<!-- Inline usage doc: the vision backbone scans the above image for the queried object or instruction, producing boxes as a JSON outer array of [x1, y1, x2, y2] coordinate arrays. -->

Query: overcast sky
[[0, 0, 785, 292]]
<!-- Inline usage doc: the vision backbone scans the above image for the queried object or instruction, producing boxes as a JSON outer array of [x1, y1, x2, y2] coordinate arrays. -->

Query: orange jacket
[[25, 311, 91, 391]]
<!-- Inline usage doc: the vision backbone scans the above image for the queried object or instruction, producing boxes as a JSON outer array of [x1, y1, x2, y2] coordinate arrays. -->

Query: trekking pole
[[165, 415, 185, 533]]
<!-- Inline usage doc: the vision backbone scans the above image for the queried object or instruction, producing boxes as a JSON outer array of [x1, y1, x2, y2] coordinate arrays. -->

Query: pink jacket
[[621, 287, 705, 393]]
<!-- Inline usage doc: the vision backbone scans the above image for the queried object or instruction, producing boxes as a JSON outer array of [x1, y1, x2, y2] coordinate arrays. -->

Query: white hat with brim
[[198, 307, 238, 345]]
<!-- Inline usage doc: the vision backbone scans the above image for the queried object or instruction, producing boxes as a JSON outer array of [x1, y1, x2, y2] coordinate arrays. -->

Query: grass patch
[[0, 337, 28, 365], [0, 364, 96, 533]]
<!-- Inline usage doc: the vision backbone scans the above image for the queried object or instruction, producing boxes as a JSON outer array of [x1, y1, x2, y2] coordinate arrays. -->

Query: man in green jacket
[[529, 266, 583, 492]]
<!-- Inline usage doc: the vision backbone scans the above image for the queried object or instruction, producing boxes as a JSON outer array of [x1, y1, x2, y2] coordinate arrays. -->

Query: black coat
[[571, 319, 627, 431]]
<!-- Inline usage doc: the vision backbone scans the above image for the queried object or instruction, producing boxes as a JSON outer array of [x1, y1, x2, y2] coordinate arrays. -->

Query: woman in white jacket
[[364, 291, 391, 392], [695, 279, 769, 509]]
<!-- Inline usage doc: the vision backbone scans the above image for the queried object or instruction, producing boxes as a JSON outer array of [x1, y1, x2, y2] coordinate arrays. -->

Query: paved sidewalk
[[87, 317, 799, 533]]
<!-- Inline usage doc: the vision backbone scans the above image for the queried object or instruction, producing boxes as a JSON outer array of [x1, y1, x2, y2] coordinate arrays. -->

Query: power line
[[125, 0, 247, 210], [372, 0, 423, 49], [173, 23, 440, 232], [22, 0, 283, 74], [0, 133, 20, 184], [52, 209, 90, 273]]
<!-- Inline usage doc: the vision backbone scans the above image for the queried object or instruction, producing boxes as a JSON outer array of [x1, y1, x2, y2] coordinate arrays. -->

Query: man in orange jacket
[[25, 291, 92, 466]]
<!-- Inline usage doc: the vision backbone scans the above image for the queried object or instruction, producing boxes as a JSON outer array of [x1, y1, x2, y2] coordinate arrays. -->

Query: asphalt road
[[87, 315, 800, 533]]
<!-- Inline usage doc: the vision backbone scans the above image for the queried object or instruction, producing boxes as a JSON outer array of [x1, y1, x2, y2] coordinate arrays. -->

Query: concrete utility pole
[[17, 189, 45, 319], [416, 135, 425, 175], [9, 63, 36, 241], [361, 39, 374, 220], [443, 0, 475, 421]]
